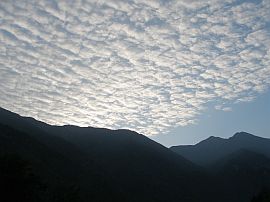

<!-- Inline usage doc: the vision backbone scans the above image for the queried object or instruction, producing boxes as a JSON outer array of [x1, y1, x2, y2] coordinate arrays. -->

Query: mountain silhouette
[[171, 133, 270, 202], [1, 107, 270, 202], [0, 107, 210, 202], [210, 149, 270, 202], [170, 132, 270, 167]]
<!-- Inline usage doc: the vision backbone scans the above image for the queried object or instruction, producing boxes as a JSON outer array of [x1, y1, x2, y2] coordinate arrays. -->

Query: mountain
[[210, 149, 270, 202], [2, 107, 270, 202], [0, 107, 210, 202], [252, 189, 270, 202], [171, 133, 270, 202], [170, 132, 270, 167]]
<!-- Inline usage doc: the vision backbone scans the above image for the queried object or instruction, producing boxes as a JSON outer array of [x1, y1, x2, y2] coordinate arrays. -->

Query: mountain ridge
[[171, 131, 270, 167], [1, 107, 270, 202], [0, 107, 210, 202]]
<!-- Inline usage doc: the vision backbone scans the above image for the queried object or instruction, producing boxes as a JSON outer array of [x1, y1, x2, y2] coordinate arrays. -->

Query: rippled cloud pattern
[[0, 0, 270, 135]]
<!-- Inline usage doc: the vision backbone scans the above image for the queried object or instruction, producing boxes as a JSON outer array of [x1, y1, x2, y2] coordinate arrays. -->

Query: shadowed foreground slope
[[0, 107, 211, 202]]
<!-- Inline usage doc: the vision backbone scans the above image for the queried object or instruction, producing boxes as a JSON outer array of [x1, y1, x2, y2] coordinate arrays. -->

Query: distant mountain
[[0, 107, 210, 202], [171, 133, 270, 202], [170, 132, 270, 167]]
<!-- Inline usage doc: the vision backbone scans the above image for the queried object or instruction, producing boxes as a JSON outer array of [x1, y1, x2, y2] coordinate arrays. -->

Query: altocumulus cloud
[[0, 0, 270, 135]]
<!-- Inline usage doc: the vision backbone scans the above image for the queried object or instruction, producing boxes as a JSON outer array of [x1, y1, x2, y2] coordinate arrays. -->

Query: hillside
[[0, 107, 209, 202]]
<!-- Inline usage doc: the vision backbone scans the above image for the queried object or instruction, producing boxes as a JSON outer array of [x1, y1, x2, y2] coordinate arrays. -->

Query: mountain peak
[[198, 135, 224, 145], [208, 135, 221, 140], [231, 132, 256, 139]]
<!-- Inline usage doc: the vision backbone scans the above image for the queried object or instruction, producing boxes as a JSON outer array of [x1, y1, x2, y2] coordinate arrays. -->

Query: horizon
[[0, 106, 269, 148]]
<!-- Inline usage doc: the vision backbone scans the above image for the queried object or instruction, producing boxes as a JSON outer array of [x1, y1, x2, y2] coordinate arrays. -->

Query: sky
[[152, 90, 270, 146], [0, 0, 269, 145]]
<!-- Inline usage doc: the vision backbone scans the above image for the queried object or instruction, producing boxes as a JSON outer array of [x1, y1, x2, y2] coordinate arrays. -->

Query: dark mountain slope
[[170, 132, 270, 167], [210, 149, 270, 202], [252, 189, 270, 202], [0, 123, 86, 202], [0, 107, 211, 202], [2, 107, 270, 202], [43, 125, 209, 202], [0, 122, 122, 201], [171, 133, 270, 202]]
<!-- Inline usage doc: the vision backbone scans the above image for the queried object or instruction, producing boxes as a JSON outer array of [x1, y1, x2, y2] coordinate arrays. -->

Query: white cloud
[[0, 0, 270, 136]]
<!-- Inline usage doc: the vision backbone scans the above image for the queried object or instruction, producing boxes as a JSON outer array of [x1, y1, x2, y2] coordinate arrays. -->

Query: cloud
[[0, 0, 270, 136], [215, 105, 232, 112]]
